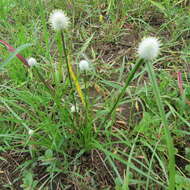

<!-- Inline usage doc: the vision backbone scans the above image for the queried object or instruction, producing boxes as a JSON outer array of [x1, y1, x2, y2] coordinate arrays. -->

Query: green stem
[[146, 61, 175, 190], [101, 58, 144, 128], [60, 32, 73, 90], [84, 71, 89, 120], [60, 31, 78, 125]]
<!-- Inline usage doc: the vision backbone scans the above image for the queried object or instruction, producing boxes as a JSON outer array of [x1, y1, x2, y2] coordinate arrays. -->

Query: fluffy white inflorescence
[[71, 105, 78, 113], [49, 10, 70, 31], [138, 37, 160, 60], [28, 129, 34, 135], [27, 57, 37, 67], [79, 60, 90, 71]]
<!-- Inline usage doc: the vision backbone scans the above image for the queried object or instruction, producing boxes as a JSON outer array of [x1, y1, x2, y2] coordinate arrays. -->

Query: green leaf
[[147, 0, 167, 16], [0, 43, 32, 70], [79, 33, 94, 54], [176, 174, 190, 189], [101, 80, 122, 90], [45, 149, 53, 158]]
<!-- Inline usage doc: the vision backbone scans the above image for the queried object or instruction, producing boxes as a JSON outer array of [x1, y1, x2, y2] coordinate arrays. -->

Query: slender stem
[[60, 32, 73, 90], [146, 61, 175, 190], [84, 71, 89, 119], [101, 58, 144, 128], [60, 31, 78, 125]]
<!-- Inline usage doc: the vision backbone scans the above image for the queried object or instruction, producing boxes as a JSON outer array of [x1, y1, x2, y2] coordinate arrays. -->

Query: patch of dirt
[[64, 150, 116, 190], [175, 135, 190, 177], [144, 10, 165, 27], [95, 27, 138, 65], [0, 151, 30, 190], [0, 149, 121, 190]]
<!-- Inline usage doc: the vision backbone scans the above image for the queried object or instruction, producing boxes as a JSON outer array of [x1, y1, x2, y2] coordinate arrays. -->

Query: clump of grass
[[2, 1, 190, 189]]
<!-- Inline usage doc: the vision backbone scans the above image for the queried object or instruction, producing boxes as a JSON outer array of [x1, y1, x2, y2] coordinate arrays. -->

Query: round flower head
[[28, 129, 34, 136], [138, 37, 160, 60], [27, 57, 37, 67], [49, 10, 70, 31], [79, 60, 90, 71], [71, 105, 78, 113]]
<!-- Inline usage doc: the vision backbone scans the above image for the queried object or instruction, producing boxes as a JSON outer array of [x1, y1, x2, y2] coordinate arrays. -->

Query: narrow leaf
[[68, 58, 85, 105], [0, 40, 30, 67]]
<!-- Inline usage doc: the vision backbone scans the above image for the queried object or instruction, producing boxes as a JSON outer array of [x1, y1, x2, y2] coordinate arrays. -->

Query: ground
[[1, 0, 190, 189]]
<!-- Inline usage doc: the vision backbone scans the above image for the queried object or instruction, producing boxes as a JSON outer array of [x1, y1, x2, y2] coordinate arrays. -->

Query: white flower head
[[79, 60, 90, 71], [49, 10, 70, 31], [138, 37, 160, 60], [27, 57, 37, 67], [28, 129, 34, 136], [71, 105, 78, 113]]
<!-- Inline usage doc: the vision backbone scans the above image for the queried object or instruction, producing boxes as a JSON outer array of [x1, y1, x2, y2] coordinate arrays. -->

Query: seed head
[[49, 10, 70, 31], [79, 60, 90, 71], [71, 105, 78, 113], [27, 57, 37, 67], [28, 129, 34, 135], [138, 37, 160, 60]]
